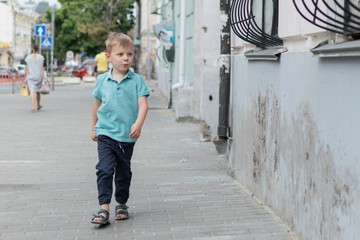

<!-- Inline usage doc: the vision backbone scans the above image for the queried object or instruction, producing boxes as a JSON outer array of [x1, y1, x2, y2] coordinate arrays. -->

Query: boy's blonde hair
[[105, 32, 133, 53]]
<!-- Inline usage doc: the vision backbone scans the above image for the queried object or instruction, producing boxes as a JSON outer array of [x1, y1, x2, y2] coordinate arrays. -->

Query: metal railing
[[230, 0, 283, 47], [292, 0, 360, 34], [0, 71, 25, 94]]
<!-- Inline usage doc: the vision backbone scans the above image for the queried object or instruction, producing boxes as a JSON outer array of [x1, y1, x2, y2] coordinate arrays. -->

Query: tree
[[45, 0, 135, 63]]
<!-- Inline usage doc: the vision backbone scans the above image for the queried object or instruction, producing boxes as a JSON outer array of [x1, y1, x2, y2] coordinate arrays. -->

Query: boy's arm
[[129, 96, 148, 139], [91, 98, 102, 141]]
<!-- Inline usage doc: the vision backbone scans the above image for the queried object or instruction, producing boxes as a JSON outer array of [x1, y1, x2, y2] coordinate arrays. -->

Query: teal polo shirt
[[92, 70, 150, 142]]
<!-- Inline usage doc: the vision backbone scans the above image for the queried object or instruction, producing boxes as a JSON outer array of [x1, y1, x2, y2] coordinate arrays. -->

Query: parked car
[[16, 64, 26, 76], [0, 66, 18, 78], [81, 59, 94, 75], [7, 67, 18, 75], [61, 65, 75, 76], [0, 67, 8, 77], [72, 65, 87, 79]]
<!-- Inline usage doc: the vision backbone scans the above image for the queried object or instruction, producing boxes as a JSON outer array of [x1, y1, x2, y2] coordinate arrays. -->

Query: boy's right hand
[[91, 130, 98, 141]]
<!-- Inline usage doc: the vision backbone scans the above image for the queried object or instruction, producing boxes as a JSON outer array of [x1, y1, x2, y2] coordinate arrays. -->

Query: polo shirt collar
[[106, 69, 134, 82]]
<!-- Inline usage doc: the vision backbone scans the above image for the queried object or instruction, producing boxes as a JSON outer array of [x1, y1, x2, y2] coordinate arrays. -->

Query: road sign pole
[[39, 36, 42, 55], [46, 51, 49, 74], [51, 7, 55, 91], [12, 74, 15, 94]]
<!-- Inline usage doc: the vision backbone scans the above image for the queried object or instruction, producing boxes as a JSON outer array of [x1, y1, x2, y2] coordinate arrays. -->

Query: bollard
[[12, 73, 15, 94]]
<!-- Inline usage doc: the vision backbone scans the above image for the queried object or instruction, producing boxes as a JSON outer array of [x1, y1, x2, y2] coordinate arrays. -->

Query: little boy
[[91, 32, 149, 225]]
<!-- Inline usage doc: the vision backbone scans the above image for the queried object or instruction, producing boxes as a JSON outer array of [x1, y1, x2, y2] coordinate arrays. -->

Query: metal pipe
[[168, 1, 174, 108], [51, 6, 55, 91], [134, 0, 141, 73], [146, 0, 151, 80], [218, 0, 231, 138], [12, 73, 15, 94], [172, 0, 186, 90]]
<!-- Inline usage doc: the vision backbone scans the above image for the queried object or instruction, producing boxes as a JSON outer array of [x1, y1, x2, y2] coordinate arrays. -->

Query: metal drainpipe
[[217, 0, 231, 139], [134, 0, 141, 73], [172, 0, 186, 90], [146, 0, 151, 80]]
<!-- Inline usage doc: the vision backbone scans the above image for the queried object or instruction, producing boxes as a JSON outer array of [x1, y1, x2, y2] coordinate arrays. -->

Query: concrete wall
[[156, 0, 220, 138], [157, 66, 171, 101], [229, 52, 360, 240], [193, 0, 220, 138]]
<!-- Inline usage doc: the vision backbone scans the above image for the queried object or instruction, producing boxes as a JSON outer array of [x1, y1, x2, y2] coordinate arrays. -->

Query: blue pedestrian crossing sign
[[41, 37, 52, 48], [35, 25, 46, 36]]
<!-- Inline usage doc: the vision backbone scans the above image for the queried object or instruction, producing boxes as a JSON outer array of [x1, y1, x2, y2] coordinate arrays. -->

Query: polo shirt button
[[117, 87, 119, 90]]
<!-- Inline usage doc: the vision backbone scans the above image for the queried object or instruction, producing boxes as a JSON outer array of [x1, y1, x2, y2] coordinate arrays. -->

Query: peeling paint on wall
[[236, 91, 358, 240], [231, 53, 360, 240]]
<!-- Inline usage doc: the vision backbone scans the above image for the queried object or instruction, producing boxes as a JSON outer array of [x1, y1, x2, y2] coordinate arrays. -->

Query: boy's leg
[[114, 142, 135, 206], [94, 135, 118, 220]]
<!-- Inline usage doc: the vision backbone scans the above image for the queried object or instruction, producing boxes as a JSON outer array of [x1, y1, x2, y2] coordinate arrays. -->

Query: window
[[230, 0, 283, 47]]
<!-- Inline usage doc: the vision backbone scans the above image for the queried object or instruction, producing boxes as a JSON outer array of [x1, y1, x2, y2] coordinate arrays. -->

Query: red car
[[72, 66, 87, 79]]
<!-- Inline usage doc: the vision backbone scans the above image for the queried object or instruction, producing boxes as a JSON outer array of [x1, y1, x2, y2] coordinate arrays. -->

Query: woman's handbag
[[20, 83, 29, 96], [39, 82, 50, 95]]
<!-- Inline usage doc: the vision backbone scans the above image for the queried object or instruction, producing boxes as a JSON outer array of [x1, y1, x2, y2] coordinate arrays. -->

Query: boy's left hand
[[129, 123, 142, 139]]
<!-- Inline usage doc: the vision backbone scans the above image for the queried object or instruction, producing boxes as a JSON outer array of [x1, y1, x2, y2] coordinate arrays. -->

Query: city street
[[0, 81, 298, 240]]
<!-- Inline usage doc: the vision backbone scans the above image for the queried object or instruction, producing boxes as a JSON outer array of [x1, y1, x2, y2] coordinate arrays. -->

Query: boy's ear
[[105, 52, 110, 60]]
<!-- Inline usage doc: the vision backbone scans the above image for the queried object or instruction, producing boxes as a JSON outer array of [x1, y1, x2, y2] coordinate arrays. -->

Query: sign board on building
[[35, 25, 46, 36], [153, 21, 175, 49], [153, 21, 175, 63], [159, 29, 174, 43]]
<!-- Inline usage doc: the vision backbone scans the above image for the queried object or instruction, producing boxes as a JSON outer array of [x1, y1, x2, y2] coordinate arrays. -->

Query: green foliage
[[45, 0, 135, 64]]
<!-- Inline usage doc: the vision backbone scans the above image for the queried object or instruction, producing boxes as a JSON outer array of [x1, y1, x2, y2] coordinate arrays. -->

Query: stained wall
[[230, 52, 360, 240]]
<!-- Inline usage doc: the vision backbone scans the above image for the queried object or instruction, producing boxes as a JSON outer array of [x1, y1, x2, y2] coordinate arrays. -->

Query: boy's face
[[106, 43, 134, 74]]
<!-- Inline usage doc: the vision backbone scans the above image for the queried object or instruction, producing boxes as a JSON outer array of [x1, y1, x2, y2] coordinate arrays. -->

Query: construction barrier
[[0, 72, 24, 85]]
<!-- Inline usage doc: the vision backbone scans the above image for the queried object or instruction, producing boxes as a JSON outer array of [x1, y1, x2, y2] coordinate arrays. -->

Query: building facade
[[0, 2, 14, 66], [155, 0, 221, 140], [229, 1, 360, 240], [134, 0, 159, 79], [0, 1, 35, 66], [13, 7, 34, 65], [145, 1, 360, 239]]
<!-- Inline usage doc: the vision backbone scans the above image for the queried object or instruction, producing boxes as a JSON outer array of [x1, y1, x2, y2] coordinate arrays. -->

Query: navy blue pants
[[96, 135, 135, 205]]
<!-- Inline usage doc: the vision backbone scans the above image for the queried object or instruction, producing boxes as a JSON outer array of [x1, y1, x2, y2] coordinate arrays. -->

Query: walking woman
[[24, 43, 45, 113]]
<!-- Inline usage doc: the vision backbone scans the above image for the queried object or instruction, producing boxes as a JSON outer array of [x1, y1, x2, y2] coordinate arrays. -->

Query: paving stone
[[0, 82, 298, 240]]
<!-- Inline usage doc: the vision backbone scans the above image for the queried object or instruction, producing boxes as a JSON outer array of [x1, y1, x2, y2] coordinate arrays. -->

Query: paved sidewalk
[[0, 82, 298, 240]]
